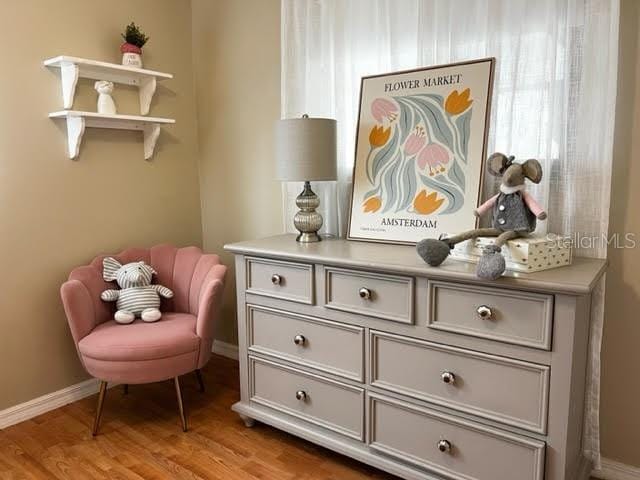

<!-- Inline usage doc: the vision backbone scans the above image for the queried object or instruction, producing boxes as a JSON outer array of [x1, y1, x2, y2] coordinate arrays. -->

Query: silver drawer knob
[[358, 287, 372, 300], [476, 305, 493, 319], [437, 439, 452, 453], [295, 390, 307, 401], [441, 371, 456, 385], [271, 274, 282, 285], [293, 334, 306, 346]]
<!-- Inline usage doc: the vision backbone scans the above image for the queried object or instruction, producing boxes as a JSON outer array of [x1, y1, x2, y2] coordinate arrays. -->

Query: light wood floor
[[0, 354, 396, 479]]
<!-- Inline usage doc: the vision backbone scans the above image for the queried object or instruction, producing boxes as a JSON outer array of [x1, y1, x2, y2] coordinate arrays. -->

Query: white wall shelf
[[49, 110, 175, 160], [44, 56, 173, 115]]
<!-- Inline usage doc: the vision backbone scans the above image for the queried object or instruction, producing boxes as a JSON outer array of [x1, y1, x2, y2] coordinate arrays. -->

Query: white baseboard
[[593, 458, 640, 480], [212, 339, 239, 360], [0, 342, 239, 432], [0, 378, 104, 430]]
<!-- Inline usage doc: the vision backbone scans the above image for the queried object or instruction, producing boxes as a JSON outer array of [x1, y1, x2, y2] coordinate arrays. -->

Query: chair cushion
[[78, 312, 199, 362]]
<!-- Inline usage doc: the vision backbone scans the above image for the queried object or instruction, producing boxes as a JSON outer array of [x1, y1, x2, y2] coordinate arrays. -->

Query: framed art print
[[347, 58, 495, 244]]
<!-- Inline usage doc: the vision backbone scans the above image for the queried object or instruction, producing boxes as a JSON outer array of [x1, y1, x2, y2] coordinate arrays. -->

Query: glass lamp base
[[296, 232, 322, 243], [294, 181, 323, 243]]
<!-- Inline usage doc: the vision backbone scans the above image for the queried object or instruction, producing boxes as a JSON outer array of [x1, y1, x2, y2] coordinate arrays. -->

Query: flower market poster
[[347, 58, 495, 244]]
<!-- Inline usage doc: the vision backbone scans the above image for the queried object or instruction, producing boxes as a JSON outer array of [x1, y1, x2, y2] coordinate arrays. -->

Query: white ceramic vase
[[122, 52, 142, 68]]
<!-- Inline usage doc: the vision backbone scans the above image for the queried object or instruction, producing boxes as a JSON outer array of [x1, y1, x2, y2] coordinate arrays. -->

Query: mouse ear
[[487, 153, 509, 177], [522, 159, 543, 184], [103, 257, 122, 281]]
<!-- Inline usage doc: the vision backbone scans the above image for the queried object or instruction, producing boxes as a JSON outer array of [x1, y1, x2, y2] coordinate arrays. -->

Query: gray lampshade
[[275, 116, 337, 181]]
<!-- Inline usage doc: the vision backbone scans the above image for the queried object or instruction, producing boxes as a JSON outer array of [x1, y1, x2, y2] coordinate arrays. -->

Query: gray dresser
[[225, 235, 606, 480]]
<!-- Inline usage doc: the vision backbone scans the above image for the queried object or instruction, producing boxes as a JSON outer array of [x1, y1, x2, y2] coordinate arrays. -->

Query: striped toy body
[[116, 286, 161, 315], [101, 257, 174, 323]]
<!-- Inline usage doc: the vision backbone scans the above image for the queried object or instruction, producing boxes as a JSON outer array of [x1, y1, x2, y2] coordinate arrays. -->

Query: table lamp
[[276, 115, 337, 243]]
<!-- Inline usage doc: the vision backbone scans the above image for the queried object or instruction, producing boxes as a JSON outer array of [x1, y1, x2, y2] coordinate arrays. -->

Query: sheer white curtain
[[281, 0, 618, 466]]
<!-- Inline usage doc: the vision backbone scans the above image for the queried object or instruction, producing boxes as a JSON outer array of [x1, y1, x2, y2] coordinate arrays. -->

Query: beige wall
[[0, 1, 202, 410], [192, 0, 282, 344], [601, 0, 640, 468]]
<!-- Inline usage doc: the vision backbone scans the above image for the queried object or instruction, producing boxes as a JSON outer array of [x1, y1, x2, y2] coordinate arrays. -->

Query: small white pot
[[122, 52, 142, 68]]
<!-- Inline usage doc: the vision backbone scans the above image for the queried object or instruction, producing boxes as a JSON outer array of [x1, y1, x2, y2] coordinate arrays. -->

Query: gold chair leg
[[92, 381, 108, 436], [195, 369, 205, 393], [174, 377, 188, 432]]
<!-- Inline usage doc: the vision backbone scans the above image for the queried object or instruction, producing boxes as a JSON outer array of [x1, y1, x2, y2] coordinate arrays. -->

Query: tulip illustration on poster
[[348, 58, 495, 244]]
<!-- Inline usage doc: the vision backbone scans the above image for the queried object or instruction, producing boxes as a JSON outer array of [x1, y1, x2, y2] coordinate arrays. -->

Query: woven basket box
[[450, 234, 573, 273]]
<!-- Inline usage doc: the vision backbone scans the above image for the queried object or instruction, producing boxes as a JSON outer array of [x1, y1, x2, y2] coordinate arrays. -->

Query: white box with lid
[[450, 234, 573, 273]]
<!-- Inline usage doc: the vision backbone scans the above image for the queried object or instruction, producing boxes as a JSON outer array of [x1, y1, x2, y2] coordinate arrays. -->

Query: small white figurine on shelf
[[94, 81, 116, 115]]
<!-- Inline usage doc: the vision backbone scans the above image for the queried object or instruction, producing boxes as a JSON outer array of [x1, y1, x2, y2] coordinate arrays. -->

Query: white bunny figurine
[[94, 81, 117, 115]]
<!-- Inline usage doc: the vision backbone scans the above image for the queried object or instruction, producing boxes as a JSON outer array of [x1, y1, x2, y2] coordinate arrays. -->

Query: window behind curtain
[[281, 0, 619, 466]]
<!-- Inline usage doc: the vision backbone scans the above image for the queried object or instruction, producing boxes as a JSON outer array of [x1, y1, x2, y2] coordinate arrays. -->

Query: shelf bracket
[[60, 62, 79, 109], [66, 116, 85, 159], [143, 123, 161, 160], [139, 76, 157, 116]]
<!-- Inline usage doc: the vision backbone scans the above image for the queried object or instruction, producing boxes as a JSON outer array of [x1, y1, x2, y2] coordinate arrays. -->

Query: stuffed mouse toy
[[417, 153, 547, 280], [100, 257, 173, 324]]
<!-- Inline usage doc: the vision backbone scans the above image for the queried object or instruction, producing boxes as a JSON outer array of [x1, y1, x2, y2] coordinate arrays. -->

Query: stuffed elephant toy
[[100, 257, 173, 324], [417, 153, 547, 280]]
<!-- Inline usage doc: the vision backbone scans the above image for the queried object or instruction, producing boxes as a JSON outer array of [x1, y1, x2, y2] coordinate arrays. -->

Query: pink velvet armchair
[[60, 245, 227, 435]]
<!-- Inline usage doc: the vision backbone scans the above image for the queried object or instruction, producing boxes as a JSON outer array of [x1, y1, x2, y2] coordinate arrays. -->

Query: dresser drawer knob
[[295, 390, 307, 401], [441, 371, 456, 385], [476, 305, 493, 319], [271, 274, 282, 285], [437, 439, 452, 453], [358, 287, 372, 300], [293, 334, 306, 346]]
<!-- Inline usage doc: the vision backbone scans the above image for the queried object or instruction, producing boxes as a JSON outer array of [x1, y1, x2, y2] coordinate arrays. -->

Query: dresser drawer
[[249, 357, 364, 440], [428, 280, 553, 350], [369, 393, 545, 480], [246, 257, 314, 304], [247, 305, 364, 381], [324, 267, 414, 324], [370, 331, 549, 433]]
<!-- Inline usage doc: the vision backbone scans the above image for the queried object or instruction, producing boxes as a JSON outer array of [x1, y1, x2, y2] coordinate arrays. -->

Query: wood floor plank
[[0, 354, 401, 479]]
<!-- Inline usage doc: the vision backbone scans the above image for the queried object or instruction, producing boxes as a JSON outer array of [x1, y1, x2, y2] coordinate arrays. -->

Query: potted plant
[[120, 22, 149, 68]]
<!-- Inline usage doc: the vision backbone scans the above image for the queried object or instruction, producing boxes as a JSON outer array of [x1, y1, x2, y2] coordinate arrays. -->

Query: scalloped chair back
[[60, 244, 227, 434]]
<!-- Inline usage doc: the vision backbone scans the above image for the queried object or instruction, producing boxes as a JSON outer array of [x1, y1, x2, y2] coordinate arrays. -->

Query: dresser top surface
[[225, 234, 606, 295]]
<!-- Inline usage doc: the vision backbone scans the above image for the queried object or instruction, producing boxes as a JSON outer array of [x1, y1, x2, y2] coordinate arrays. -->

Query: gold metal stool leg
[[174, 377, 188, 432], [92, 381, 108, 436]]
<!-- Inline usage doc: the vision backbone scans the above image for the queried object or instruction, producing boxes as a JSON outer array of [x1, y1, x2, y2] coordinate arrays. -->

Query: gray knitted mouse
[[416, 153, 547, 280]]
